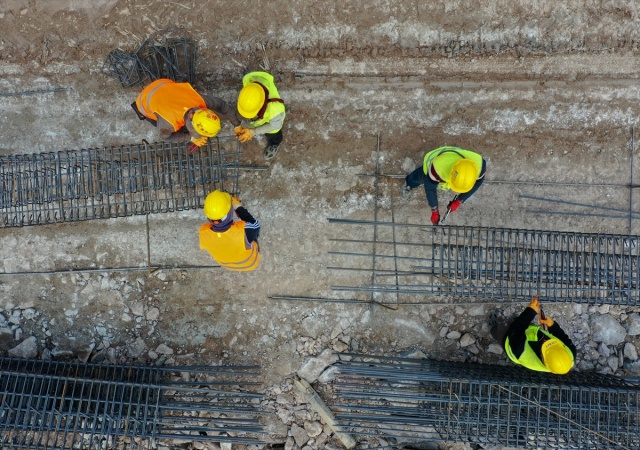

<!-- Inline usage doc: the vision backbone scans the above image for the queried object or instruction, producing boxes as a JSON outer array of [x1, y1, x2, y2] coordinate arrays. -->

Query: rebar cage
[[330, 355, 640, 449], [328, 220, 640, 306], [0, 358, 265, 448], [0, 138, 240, 227]]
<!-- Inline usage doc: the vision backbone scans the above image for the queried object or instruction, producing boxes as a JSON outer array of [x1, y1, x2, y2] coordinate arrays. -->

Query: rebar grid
[[330, 355, 640, 449], [0, 358, 265, 449], [328, 220, 640, 306], [0, 138, 240, 227]]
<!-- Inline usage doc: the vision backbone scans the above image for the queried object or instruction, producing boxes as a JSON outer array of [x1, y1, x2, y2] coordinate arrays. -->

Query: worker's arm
[[457, 159, 487, 203], [548, 322, 577, 357], [157, 116, 191, 142], [504, 306, 537, 357], [236, 206, 261, 243], [201, 94, 242, 127], [249, 112, 285, 135]]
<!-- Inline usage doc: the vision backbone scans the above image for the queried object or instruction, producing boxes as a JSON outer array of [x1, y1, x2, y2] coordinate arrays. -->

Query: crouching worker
[[199, 190, 260, 272], [491, 297, 576, 375]]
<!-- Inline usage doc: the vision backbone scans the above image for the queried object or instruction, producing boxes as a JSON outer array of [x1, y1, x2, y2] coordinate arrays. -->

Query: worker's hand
[[528, 297, 541, 314], [234, 126, 244, 136], [189, 136, 208, 152], [448, 198, 463, 212], [540, 316, 554, 328], [231, 195, 242, 209], [236, 127, 255, 143], [430, 209, 440, 225]]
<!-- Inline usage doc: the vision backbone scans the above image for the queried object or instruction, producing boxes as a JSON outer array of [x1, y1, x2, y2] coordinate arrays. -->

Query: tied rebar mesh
[[0, 138, 240, 227], [330, 355, 640, 449], [328, 220, 640, 306], [0, 358, 265, 448]]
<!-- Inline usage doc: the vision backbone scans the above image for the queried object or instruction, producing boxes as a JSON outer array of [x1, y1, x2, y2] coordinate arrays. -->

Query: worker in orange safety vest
[[132, 78, 242, 151], [199, 190, 261, 272]]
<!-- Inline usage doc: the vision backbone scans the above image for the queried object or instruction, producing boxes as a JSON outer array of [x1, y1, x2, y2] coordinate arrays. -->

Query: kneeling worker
[[401, 146, 487, 225], [199, 190, 261, 272], [492, 297, 576, 375], [133, 78, 241, 151]]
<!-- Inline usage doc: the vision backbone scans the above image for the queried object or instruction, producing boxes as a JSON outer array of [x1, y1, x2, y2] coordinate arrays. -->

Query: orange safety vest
[[199, 221, 261, 272], [135, 79, 206, 131]]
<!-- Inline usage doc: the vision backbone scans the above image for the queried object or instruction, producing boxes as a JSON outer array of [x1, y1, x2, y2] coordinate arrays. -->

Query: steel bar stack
[[0, 138, 240, 227], [328, 220, 640, 306], [103, 35, 197, 88], [0, 358, 265, 448], [330, 355, 640, 449]]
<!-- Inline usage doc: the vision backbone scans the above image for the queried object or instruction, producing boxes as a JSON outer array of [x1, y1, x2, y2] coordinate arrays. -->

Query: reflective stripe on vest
[[199, 222, 261, 272], [135, 78, 206, 131], [243, 71, 286, 133], [505, 325, 573, 372], [422, 146, 483, 191]]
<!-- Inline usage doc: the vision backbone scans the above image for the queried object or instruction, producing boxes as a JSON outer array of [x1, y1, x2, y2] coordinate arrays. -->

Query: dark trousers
[[266, 130, 283, 147], [406, 166, 440, 207], [490, 323, 510, 348]]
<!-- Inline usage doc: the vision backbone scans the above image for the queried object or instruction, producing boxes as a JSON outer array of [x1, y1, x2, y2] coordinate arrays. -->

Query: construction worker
[[133, 78, 242, 151], [490, 298, 576, 375], [234, 71, 286, 160], [401, 146, 487, 225], [199, 190, 261, 272]]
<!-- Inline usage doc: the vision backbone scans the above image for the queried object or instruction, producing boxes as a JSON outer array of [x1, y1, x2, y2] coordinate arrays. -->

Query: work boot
[[264, 144, 280, 160], [400, 181, 411, 199]]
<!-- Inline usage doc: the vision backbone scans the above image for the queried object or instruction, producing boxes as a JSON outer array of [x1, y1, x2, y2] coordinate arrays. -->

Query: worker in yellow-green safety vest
[[401, 146, 487, 225], [490, 297, 576, 374], [199, 190, 261, 272], [234, 71, 286, 160]]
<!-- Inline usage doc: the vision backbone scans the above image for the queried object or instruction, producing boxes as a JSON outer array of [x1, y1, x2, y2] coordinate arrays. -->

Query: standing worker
[[133, 78, 242, 151], [401, 146, 487, 225], [199, 190, 261, 272], [491, 297, 576, 374], [234, 71, 286, 160]]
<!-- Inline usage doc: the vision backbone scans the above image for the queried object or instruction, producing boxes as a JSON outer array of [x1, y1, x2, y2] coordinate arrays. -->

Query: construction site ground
[[2, 1, 640, 449]]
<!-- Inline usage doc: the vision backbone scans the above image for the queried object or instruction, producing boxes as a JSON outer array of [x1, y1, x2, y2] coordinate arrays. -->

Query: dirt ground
[[2, 1, 640, 449]]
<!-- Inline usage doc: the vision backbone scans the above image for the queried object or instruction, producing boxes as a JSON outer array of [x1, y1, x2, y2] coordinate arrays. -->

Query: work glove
[[540, 316, 554, 328], [231, 195, 242, 209], [528, 297, 541, 314], [188, 136, 208, 152], [448, 198, 463, 212], [235, 127, 255, 143], [430, 209, 440, 226]]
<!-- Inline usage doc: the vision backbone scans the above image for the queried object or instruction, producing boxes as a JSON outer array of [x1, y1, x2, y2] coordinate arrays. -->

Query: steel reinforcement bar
[[0, 138, 240, 227], [330, 355, 640, 449], [0, 358, 265, 448], [328, 220, 640, 306]]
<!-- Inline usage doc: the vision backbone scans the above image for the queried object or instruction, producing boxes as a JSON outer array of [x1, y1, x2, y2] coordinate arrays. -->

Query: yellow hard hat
[[203, 190, 231, 220], [449, 159, 479, 193], [541, 338, 573, 374], [192, 109, 221, 137], [237, 83, 265, 118]]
